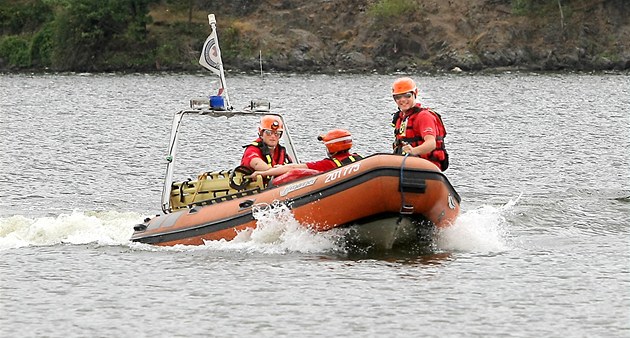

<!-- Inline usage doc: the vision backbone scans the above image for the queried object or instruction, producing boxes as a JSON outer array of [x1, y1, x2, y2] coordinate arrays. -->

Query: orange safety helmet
[[317, 129, 352, 154], [392, 77, 418, 95], [259, 115, 283, 132]]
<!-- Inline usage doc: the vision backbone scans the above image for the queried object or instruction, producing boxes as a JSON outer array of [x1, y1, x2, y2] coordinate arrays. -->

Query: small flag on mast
[[198, 14, 231, 108], [199, 30, 222, 76]]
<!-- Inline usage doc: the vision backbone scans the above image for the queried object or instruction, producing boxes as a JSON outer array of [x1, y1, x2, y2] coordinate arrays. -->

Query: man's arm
[[404, 134, 436, 156], [248, 157, 273, 171], [250, 163, 307, 180]]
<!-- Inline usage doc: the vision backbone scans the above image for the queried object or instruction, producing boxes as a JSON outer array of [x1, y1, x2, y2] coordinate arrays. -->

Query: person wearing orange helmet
[[391, 77, 449, 171], [249, 129, 362, 180], [241, 114, 292, 172]]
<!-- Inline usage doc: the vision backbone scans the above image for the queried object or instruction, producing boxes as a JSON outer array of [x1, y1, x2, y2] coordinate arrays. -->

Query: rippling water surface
[[1, 72, 629, 337]]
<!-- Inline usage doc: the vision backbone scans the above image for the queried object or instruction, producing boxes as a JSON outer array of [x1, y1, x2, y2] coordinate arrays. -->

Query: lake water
[[1, 71, 629, 337]]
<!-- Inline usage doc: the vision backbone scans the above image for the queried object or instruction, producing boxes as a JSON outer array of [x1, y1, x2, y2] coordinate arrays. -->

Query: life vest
[[392, 104, 449, 171], [243, 138, 291, 167], [331, 153, 363, 167]]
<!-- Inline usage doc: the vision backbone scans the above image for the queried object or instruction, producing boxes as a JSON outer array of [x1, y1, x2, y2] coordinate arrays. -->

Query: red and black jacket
[[243, 138, 292, 167], [392, 104, 449, 170]]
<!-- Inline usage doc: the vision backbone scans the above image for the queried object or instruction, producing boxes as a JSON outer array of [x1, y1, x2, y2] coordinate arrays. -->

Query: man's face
[[393, 91, 416, 111], [260, 129, 282, 147]]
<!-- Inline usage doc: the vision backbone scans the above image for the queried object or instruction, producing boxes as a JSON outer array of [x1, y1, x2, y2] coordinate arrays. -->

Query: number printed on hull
[[324, 163, 361, 183]]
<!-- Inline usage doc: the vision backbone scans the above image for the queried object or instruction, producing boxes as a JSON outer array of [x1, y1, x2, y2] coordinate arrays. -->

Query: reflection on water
[[614, 195, 630, 202], [342, 247, 453, 265]]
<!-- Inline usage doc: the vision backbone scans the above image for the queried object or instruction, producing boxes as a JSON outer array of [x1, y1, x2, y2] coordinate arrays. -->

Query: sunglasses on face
[[263, 129, 282, 137], [393, 92, 414, 100]]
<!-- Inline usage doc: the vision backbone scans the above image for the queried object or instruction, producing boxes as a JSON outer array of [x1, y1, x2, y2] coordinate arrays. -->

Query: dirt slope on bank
[[152, 0, 629, 72]]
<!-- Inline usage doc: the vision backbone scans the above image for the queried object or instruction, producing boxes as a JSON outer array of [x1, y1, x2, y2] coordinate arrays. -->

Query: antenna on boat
[[199, 14, 232, 110], [259, 50, 263, 77]]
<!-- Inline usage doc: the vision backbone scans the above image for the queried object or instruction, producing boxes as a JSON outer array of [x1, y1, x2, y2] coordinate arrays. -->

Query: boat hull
[[343, 215, 433, 251], [131, 154, 460, 246]]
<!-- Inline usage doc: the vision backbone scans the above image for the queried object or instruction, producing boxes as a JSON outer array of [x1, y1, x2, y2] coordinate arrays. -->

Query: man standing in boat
[[241, 114, 292, 172], [391, 77, 449, 171], [249, 129, 362, 180]]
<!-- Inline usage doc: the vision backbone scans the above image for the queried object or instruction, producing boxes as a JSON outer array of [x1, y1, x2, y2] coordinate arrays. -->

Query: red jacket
[[305, 152, 363, 171], [241, 138, 291, 169], [393, 104, 448, 170]]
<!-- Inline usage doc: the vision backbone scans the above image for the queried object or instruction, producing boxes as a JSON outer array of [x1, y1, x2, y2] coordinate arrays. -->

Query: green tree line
[[0, 0, 258, 71], [0, 0, 172, 71]]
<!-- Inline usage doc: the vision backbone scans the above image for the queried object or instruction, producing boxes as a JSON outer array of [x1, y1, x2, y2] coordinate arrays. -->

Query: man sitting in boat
[[241, 114, 293, 173], [249, 129, 362, 180]]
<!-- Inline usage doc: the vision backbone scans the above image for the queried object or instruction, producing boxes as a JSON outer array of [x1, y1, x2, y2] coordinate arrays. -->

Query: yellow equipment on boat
[[169, 169, 264, 210]]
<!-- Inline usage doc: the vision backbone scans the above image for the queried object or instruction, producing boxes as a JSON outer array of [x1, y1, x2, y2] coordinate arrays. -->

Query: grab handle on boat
[[133, 223, 148, 232], [239, 199, 254, 210]]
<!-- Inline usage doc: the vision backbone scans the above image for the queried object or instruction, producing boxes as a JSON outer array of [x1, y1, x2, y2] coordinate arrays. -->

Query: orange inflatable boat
[[130, 14, 460, 248], [131, 150, 460, 248]]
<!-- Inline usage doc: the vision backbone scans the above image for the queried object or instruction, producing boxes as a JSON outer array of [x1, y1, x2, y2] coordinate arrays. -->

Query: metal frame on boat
[[160, 108, 300, 214]]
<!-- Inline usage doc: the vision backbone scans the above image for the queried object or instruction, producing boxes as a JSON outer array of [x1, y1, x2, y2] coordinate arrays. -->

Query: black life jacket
[[391, 105, 449, 171], [243, 138, 292, 167]]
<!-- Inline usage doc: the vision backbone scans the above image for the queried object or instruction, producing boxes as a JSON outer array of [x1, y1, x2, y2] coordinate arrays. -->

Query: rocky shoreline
[[226, 45, 629, 74], [220, 0, 629, 74]]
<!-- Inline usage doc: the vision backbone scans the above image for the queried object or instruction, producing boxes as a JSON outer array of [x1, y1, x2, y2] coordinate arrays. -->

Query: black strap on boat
[[229, 165, 254, 190], [179, 178, 192, 203], [398, 154, 414, 223]]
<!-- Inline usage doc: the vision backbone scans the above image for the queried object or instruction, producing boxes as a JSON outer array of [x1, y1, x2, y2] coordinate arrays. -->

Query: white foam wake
[[197, 203, 346, 254], [435, 195, 520, 252], [0, 205, 344, 254], [1, 196, 519, 255], [0, 210, 142, 251]]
